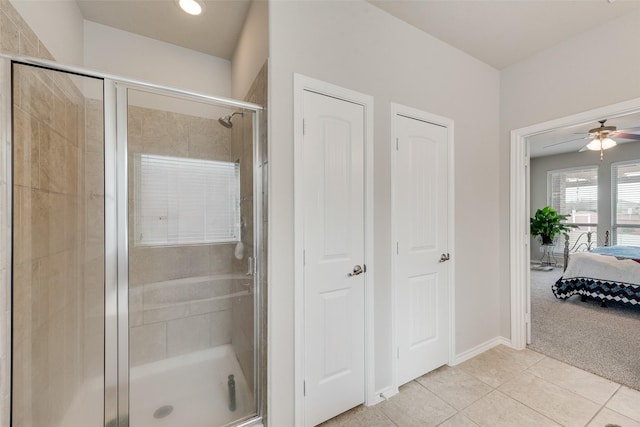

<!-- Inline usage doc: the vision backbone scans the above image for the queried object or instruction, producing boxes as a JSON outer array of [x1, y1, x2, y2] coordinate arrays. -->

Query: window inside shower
[[133, 153, 241, 246]]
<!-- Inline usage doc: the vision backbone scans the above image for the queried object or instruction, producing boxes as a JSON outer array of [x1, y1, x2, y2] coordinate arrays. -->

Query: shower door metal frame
[[0, 56, 13, 427], [0, 53, 265, 427]]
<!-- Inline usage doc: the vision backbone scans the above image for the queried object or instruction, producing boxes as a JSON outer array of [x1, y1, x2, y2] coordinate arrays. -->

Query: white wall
[[499, 9, 640, 337], [84, 21, 231, 98], [268, 1, 501, 425], [530, 143, 640, 259], [9, 0, 84, 66], [231, 0, 268, 99]]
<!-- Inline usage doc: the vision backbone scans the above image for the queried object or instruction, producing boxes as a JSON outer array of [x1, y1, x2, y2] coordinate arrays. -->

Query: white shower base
[[130, 344, 255, 427], [58, 344, 254, 427]]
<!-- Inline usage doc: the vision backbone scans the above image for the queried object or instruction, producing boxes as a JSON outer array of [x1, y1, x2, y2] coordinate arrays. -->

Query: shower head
[[218, 112, 243, 128]]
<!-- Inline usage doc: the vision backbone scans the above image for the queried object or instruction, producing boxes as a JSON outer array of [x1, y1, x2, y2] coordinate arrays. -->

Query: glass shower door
[[124, 87, 259, 427], [11, 63, 105, 426]]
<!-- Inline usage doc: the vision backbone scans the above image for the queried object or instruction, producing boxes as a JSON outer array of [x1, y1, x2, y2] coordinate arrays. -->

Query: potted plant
[[530, 206, 578, 245]]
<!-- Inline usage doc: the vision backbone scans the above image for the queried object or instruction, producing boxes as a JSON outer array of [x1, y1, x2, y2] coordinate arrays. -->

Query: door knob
[[348, 265, 364, 277], [439, 253, 450, 263]]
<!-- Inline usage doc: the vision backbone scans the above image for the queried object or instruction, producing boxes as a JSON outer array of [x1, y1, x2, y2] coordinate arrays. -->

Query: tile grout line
[[589, 383, 636, 426]]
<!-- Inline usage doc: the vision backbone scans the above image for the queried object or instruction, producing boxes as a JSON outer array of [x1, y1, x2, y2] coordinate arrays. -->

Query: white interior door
[[395, 113, 450, 386], [303, 90, 365, 426]]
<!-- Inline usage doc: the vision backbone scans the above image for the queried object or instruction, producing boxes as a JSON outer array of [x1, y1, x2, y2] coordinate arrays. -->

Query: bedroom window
[[612, 160, 640, 246], [134, 153, 241, 246], [548, 166, 598, 249]]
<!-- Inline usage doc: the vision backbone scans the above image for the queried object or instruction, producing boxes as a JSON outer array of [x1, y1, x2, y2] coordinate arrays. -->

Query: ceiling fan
[[544, 119, 640, 160]]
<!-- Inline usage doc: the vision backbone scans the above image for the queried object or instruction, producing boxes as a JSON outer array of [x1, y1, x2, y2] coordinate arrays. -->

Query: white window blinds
[[548, 166, 598, 248], [134, 154, 240, 246], [612, 160, 640, 245], [548, 166, 598, 221]]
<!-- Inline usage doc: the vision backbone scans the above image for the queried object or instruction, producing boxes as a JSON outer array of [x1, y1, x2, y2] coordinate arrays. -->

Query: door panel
[[11, 63, 105, 427], [409, 273, 438, 348], [396, 115, 449, 386], [303, 90, 365, 426]]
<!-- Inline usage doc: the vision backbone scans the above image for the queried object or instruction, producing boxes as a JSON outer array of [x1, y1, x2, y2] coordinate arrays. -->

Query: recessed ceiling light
[[178, 0, 205, 16]]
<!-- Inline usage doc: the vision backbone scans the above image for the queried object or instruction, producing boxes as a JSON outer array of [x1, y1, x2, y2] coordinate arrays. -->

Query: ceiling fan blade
[[578, 144, 590, 152], [613, 132, 640, 141], [543, 136, 586, 148], [618, 126, 640, 133]]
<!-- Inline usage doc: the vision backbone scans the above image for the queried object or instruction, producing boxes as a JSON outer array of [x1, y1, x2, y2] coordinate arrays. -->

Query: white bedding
[[564, 252, 640, 286]]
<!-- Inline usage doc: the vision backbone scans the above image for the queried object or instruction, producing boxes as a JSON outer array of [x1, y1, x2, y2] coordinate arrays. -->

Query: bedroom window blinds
[[612, 161, 640, 246], [134, 153, 241, 246], [548, 166, 598, 249]]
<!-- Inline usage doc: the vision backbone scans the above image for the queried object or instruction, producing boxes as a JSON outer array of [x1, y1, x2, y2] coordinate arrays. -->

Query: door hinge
[[303, 119, 306, 135], [303, 250, 306, 266], [363, 264, 367, 273], [396, 242, 399, 255], [396, 137, 399, 151], [303, 380, 306, 396]]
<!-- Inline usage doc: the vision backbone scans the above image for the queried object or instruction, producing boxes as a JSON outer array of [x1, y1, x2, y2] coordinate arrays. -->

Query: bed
[[552, 232, 640, 307]]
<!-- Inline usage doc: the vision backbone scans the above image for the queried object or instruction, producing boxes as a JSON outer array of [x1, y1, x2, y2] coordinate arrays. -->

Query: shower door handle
[[348, 265, 363, 277]]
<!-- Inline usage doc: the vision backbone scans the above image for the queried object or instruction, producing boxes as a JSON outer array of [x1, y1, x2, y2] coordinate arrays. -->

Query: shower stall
[[1, 55, 266, 427]]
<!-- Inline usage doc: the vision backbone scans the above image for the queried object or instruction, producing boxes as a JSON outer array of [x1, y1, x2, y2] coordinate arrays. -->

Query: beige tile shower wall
[[231, 60, 268, 393], [127, 105, 238, 367], [12, 64, 87, 427], [0, 2, 101, 426], [83, 99, 104, 383], [0, 2, 59, 425]]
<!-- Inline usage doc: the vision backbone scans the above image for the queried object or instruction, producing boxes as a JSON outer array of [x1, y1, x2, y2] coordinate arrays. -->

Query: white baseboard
[[450, 336, 512, 366], [367, 386, 398, 406]]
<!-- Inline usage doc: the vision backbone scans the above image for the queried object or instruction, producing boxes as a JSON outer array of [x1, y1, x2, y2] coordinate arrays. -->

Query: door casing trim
[[293, 74, 375, 426], [509, 96, 640, 349], [390, 103, 456, 391]]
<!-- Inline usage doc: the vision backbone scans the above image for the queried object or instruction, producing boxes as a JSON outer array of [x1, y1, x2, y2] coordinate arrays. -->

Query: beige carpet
[[528, 268, 640, 391]]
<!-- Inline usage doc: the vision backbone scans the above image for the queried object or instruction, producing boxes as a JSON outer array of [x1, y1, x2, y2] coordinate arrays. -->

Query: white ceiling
[[75, 0, 640, 156], [76, 0, 252, 60], [367, 0, 640, 70], [76, 0, 640, 68]]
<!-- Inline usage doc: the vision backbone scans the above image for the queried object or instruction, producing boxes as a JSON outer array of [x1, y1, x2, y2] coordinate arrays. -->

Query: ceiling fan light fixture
[[601, 137, 617, 150], [586, 136, 617, 151], [586, 138, 602, 151], [178, 0, 204, 16]]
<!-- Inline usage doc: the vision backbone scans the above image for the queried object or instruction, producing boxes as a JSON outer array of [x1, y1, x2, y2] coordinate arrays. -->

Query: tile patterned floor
[[319, 345, 640, 427]]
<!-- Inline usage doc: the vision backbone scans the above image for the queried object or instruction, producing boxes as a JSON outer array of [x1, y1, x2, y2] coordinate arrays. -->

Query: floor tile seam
[[434, 410, 479, 427], [603, 384, 640, 423], [497, 382, 599, 427], [504, 368, 610, 405], [605, 406, 640, 424], [418, 377, 495, 413], [584, 404, 609, 427], [464, 389, 562, 427], [456, 365, 502, 389], [378, 406, 400, 427], [412, 378, 463, 414], [527, 350, 620, 387], [524, 366, 619, 407]]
